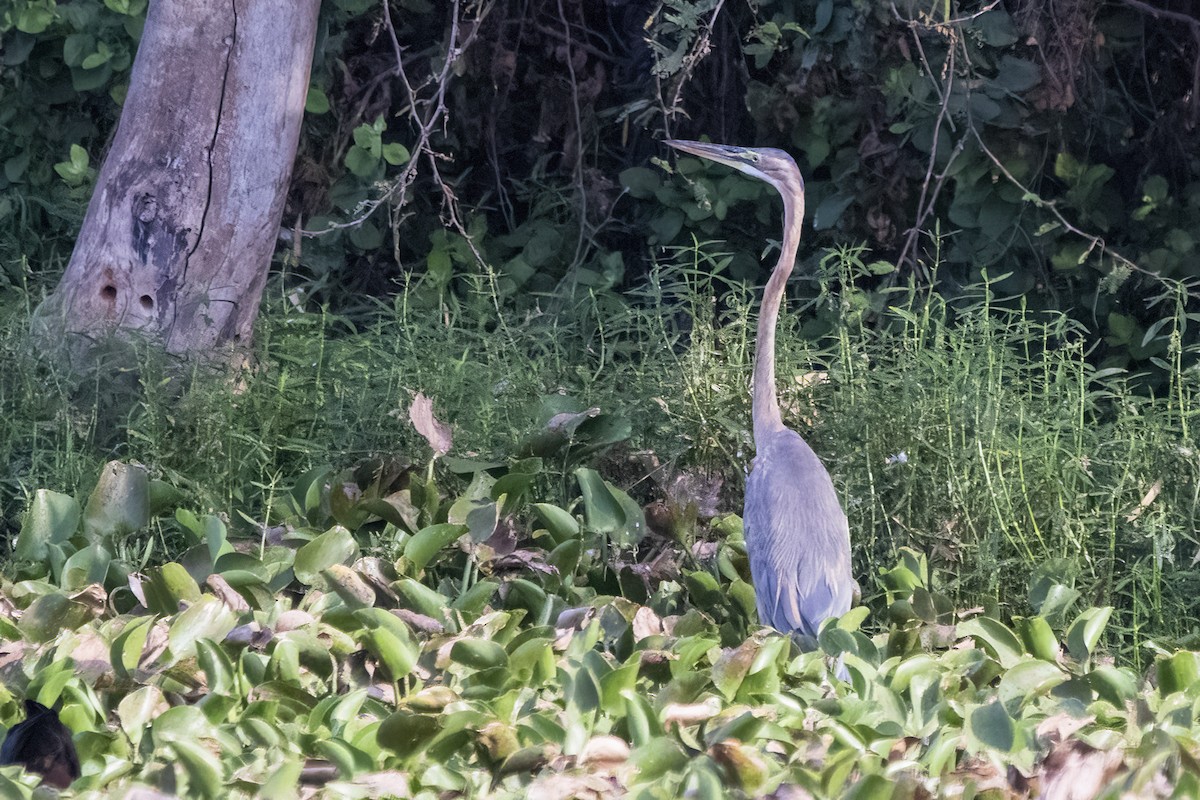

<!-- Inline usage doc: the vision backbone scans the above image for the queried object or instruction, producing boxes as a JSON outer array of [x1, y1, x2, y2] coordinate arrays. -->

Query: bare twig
[[1119, 0, 1200, 129], [896, 33, 959, 278]]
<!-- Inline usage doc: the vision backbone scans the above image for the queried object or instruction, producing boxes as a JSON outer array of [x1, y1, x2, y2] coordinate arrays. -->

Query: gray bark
[[34, 0, 320, 357]]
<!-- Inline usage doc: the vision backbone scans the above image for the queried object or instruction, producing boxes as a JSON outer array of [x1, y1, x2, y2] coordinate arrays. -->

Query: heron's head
[[664, 139, 804, 200]]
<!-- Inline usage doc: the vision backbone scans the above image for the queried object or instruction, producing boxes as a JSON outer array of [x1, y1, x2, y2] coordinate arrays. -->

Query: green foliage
[[4, 456, 1200, 797]]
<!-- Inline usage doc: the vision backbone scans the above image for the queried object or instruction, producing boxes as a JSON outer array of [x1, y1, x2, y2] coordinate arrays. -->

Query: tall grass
[[0, 243, 1197, 663]]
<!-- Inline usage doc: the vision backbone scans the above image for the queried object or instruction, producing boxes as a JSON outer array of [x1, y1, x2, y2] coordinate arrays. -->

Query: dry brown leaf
[[1038, 740, 1125, 800], [528, 773, 621, 800], [662, 697, 722, 729], [275, 609, 316, 632], [578, 735, 630, 767], [206, 573, 251, 613], [409, 392, 452, 456], [631, 606, 664, 641], [1126, 479, 1162, 522]]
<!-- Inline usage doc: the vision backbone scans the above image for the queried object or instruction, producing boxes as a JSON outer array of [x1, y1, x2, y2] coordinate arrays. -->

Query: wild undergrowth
[[1, 242, 1198, 664], [2, 244, 1200, 796]]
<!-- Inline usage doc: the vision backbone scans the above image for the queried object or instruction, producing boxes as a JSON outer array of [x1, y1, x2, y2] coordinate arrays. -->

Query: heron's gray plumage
[[744, 429, 853, 636], [664, 138, 856, 652]]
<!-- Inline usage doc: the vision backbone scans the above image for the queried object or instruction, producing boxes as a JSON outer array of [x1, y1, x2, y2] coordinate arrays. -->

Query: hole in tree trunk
[[101, 285, 117, 301], [139, 294, 154, 310]]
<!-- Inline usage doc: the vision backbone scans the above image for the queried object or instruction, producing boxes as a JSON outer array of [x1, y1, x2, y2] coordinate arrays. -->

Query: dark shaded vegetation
[[2, 1, 1200, 794]]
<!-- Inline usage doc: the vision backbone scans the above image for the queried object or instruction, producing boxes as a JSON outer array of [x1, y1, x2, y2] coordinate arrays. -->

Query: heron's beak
[[664, 139, 751, 171]]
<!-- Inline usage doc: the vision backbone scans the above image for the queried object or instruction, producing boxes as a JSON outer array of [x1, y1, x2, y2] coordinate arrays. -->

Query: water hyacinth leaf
[[611, 483, 647, 545], [997, 660, 1066, 714], [599, 663, 639, 714], [18, 592, 93, 641], [175, 509, 232, 566], [1157, 651, 1200, 696], [260, 759, 303, 797], [83, 461, 149, 542], [1089, 664, 1137, 706], [888, 653, 937, 693], [143, 562, 203, 615], [392, 578, 452, 626], [629, 736, 689, 781], [623, 691, 659, 746], [1015, 616, 1060, 663], [447, 472, 496, 525], [547, 538, 582, 580], [451, 638, 508, 670], [966, 701, 1015, 753], [1065, 606, 1112, 665], [60, 543, 111, 591], [323, 564, 376, 609], [403, 523, 467, 574], [168, 595, 239, 663], [682, 758, 726, 800], [466, 499, 501, 543], [575, 468, 625, 535], [112, 615, 156, 680], [196, 638, 237, 696], [118, 685, 169, 749], [712, 639, 758, 701], [153, 704, 216, 744], [452, 579, 499, 614], [170, 739, 224, 799], [15, 489, 79, 561], [533, 503, 580, 546], [958, 617, 1024, 667], [294, 526, 359, 587], [355, 608, 419, 679], [378, 711, 440, 758]]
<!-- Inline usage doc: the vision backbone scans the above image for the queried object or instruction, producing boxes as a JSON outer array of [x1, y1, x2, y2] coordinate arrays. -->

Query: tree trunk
[[34, 0, 320, 358]]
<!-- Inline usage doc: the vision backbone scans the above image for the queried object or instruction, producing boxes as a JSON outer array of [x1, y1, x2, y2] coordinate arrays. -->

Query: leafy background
[[1, 0, 1200, 796]]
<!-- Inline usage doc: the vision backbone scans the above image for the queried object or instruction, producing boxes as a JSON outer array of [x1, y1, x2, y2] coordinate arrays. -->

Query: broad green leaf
[[112, 615, 156, 680], [1157, 651, 1200, 696], [305, 86, 330, 114], [345, 146, 378, 177], [18, 593, 93, 641], [1065, 606, 1111, 665], [15, 489, 79, 562], [323, 564, 376, 609], [355, 608, 419, 679], [533, 503, 580, 545], [294, 526, 359, 587], [378, 711, 440, 758], [168, 595, 239, 662], [196, 638, 237, 696], [1015, 616, 1060, 663], [392, 578, 452, 626], [169, 739, 224, 799], [813, 192, 854, 230], [143, 562, 202, 615], [403, 523, 467, 574], [958, 617, 1024, 668], [382, 142, 410, 166], [83, 461, 149, 543], [997, 659, 1066, 714], [575, 468, 625, 535], [1089, 664, 1137, 706], [629, 736, 688, 780], [118, 686, 169, 749], [260, 759, 303, 797], [60, 543, 111, 591], [965, 701, 1015, 753], [450, 638, 508, 670]]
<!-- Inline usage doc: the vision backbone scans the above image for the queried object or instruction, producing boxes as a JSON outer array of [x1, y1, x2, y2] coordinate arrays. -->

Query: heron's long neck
[[752, 192, 802, 445]]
